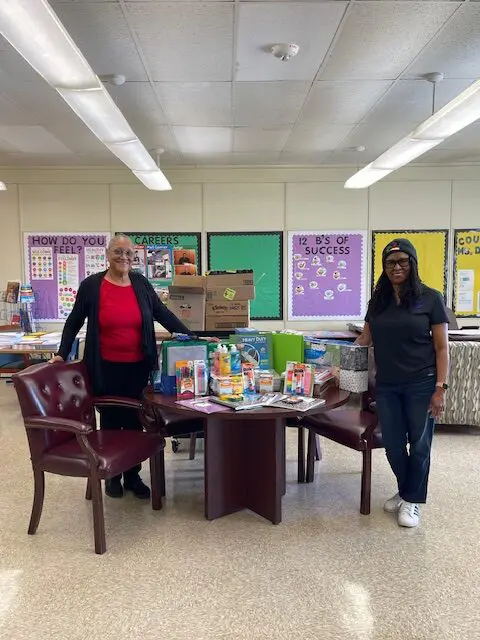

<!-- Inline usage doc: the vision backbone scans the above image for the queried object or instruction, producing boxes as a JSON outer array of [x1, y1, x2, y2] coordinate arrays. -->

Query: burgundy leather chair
[[13, 361, 165, 554], [300, 383, 383, 515]]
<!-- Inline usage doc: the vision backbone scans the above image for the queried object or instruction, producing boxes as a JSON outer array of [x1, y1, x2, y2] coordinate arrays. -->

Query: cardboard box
[[167, 287, 205, 331], [173, 275, 206, 289], [205, 300, 250, 317], [205, 316, 249, 331], [205, 285, 255, 302], [206, 271, 254, 289]]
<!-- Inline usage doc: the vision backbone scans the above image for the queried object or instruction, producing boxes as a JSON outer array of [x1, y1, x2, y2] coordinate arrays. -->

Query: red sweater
[[99, 279, 143, 362]]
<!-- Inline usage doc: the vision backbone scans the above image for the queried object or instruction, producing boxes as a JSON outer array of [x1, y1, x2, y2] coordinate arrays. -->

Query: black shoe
[[124, 476, 151, 500], [105, 477, 123, 498]]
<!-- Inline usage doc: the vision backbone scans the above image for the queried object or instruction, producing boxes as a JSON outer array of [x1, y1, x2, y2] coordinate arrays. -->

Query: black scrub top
[[366, 286, 448, 385]]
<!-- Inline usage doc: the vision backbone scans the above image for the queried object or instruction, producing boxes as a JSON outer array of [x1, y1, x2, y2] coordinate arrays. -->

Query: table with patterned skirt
[[441, 341, 480, 428]]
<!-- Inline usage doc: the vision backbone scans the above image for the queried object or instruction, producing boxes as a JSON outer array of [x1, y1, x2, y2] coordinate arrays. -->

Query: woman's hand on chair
[[49, 355, 64, 364]]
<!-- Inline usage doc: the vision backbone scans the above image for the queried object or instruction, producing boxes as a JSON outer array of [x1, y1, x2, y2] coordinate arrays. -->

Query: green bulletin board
[[121, 231, 201, 291], [207, 232, 283, 320]]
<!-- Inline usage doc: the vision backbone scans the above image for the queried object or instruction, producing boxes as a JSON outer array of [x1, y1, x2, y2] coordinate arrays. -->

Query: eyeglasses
[[112, 248, 134, 259], [385, 258, 410, 270]]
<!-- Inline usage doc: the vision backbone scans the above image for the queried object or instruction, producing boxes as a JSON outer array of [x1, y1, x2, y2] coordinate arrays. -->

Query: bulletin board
[[121, 232, 201, 292], [207, 232, 283, 320], [288, 231, 367, 321], [453, 229, 480, 317], [24, 232, 110, 321], [372, 230, 449, 297]]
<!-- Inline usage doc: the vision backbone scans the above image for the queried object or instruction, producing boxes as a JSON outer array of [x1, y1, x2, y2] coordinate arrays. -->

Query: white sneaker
[[383, 493, 403, 513], [398, 501, 420, 528]]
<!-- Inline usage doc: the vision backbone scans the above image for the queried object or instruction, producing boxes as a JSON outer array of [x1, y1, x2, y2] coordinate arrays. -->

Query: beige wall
[[1, 163, 479, 330]]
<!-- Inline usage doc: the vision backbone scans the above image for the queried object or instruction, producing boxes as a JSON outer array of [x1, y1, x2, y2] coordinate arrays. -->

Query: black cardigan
[[58, 271, 191, 393]]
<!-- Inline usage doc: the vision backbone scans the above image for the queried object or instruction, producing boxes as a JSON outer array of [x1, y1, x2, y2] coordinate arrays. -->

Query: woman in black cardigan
[[52, 234, 192, 500]]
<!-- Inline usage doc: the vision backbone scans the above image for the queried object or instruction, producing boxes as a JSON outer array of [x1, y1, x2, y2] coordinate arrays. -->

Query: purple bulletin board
[[288, 231, 367, 321], [24, 232, 110, 322]]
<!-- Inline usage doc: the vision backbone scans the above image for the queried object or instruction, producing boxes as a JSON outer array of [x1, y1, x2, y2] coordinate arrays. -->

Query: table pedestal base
[[204, 417, 285, 524]]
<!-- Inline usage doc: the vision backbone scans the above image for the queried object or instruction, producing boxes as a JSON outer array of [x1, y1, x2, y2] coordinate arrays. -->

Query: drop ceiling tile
[[107, 82, 166, 127], [285, 125, 354, 152], [0, 153, 83, 167], [407, 5, 480, 79], [0, 126, 74, 154], [0, 94, 32, 126], [155, 83, 232, 126], [0, 46, 41, 82], [234, 128, 290, 152], [42, 120, 111, 154], [236, 2, 347, 81], [299, 81, 390, 126], [128, 124, 181, 155], [320, 2, 459, 81], [0, 79, 78, 125], [235, 82, 310, 127], [326, 149, 378, 165], [51, 2, 147, 81], [173, 127, 232, 154], [125, 3, 234, 81]]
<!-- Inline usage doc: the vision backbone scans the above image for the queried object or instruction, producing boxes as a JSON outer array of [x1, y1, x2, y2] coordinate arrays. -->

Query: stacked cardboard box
[[167, 275, 206, 332], [205, 271, 255, 331]]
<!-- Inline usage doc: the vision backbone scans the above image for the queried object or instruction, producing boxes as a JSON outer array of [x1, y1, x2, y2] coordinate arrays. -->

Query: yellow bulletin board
[[372, 230, 449, 297], [453, 230, 480, 317]]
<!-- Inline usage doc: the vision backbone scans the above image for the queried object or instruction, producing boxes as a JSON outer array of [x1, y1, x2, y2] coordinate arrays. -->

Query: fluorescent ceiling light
[[133, 170, 172, 191], [414, 79, 480, 140], [106, 140, 158, 172], [0, 0, 99, 90], [372, 138, 443, 171], [0, 0, 171, 190], [58, 88, 136, 144], [345, 167, 393, 189], [0, 182, 7, 191], [345, 78, 480, 189]]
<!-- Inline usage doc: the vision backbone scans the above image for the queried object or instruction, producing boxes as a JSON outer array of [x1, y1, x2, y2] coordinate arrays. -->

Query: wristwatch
[[436, 382, 449, 391]]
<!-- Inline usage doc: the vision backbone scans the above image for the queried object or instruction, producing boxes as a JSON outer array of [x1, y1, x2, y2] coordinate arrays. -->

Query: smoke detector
[[271, 43, 300, 62]]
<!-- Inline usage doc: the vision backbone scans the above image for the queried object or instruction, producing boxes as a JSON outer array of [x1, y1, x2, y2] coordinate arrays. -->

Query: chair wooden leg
[[159, 449, 166, 498], [28, 468, 45, 535], [360, 448, 372, 515], [150, 453, 163, 511], [297, 426, 305, 483], [90, 475, 106, 554], [189, 433, 197, 460], [315, 435, 322, 461], [306, 430, 316, 483], [85, 478, 92, 501]]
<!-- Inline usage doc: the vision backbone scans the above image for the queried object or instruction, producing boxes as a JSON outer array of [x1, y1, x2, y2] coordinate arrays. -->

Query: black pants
[[99, 359, 151, 483]]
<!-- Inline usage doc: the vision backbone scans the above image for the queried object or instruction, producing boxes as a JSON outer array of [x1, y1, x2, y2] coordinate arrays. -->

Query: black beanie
[[382, 238, 418, 264]]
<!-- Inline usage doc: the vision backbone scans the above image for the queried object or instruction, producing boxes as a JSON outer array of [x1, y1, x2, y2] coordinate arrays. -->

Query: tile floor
[[1, 381, 480, 640]]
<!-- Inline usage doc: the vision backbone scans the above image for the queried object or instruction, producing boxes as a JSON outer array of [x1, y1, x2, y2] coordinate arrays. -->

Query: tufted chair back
[[13, 361, 96, 463]]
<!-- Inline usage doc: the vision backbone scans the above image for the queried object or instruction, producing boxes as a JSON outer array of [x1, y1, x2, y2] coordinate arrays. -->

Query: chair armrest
[[94, 396, 142, 410], [25, 416, 93, 434]]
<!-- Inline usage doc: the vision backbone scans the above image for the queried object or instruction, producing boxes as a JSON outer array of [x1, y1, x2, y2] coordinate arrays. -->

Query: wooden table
[[142, 387, 350, 525]]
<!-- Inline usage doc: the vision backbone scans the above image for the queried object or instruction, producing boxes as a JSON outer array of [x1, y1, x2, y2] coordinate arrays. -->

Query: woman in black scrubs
[[357, 239, 449, 528]]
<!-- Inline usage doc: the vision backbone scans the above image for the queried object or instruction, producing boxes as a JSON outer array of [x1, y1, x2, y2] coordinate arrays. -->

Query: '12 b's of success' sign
[[288, 231, 366, 320]]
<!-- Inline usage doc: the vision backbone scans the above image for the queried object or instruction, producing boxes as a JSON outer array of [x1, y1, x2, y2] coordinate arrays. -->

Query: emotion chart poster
[[24, 232, 110, 321], [288, 231, 367, 321]]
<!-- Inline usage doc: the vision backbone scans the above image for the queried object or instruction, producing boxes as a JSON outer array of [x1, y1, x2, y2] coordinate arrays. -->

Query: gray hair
[[108, 233, 133, 251]]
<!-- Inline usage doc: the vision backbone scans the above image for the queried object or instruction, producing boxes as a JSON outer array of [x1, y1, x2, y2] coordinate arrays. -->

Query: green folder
[[271, 333, 304, 375]]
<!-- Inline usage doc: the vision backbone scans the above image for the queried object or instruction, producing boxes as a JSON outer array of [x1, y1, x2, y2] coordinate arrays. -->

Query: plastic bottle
[[219, 344, 231, 376], [230, 344, 241, 374]]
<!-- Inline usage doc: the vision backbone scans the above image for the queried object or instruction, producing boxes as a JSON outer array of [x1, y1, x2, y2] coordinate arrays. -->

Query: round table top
[[143, 386, 351, 421]]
